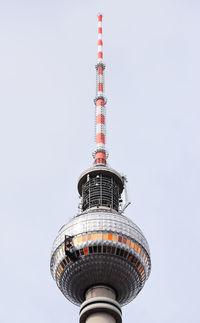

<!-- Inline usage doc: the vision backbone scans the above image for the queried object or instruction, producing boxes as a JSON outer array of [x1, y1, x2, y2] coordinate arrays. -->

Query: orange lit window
[[108, 234, 112, 241], [84, 247, 88, 255], [134, 244, 138, 251], [123, 237, 127, 244], [82, 235, 86, 242], [138, 264, 142, 270], [118, 236, 122, 243], [77, 236, 82, 243], [113, 235, 117, 242], [131, 242, 134, 249], [97, 233, 102, 240], [127, 239, 130, 246], [92, 233, 97, 240], [138, 247, 141, 254], [88, 234, 91, 240], [59, 265, 63, 271], [57, 268, 61, 274], [103, 233, 107, 240]]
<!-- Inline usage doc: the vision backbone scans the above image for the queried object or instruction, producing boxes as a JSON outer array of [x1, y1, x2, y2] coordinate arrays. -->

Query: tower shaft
[[86, 313, 115, 323], [80, 286, 122, 323]]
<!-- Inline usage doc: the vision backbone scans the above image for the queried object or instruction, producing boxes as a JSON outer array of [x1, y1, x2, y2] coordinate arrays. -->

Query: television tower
[[50, 14, 151, 323]]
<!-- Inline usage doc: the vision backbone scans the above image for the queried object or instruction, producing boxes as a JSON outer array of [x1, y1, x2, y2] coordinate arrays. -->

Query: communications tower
[[50, 14, 151, 323]]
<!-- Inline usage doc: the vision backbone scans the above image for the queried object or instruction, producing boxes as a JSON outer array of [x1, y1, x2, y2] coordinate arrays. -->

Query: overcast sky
[[0, 1, 200, 322]]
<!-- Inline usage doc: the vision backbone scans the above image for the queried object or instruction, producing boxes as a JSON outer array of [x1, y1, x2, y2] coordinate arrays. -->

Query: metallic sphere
[[50, 208, 151, 306]]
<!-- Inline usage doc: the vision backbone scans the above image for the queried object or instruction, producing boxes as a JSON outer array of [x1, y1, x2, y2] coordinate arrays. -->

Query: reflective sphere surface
[[50, 208, 151, 306]]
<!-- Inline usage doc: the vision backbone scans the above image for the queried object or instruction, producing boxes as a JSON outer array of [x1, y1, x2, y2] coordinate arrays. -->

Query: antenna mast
[[93, 14, 107, 165]]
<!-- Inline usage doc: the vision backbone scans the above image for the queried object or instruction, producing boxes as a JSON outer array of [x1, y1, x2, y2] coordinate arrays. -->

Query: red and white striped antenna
[[93, 13, 108, 165]]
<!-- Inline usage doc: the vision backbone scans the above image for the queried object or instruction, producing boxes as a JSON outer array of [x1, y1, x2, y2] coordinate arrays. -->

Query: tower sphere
[[50, 166, 151, 306]]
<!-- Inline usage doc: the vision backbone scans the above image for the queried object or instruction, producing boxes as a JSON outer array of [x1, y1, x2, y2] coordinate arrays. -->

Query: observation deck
[[78, 166, 124, 212]]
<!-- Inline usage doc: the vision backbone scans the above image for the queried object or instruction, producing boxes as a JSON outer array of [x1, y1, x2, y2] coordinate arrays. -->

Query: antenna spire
[[93, 14, 107, 165]]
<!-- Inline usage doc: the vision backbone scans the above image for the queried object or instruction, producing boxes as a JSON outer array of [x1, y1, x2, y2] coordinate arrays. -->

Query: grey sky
[[0, 0, 200, 322]]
